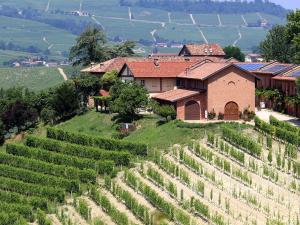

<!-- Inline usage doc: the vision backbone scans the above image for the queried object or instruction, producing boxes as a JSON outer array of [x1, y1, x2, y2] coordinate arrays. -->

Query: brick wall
[[207, 67, 256, 115]]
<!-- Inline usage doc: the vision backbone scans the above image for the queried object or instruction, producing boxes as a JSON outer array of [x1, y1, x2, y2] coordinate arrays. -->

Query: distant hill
[[122, 0, 289, 18], [0, 0, 287, 66]]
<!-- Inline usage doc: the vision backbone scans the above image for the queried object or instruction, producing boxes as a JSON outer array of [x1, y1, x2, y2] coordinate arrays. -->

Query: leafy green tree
[[69, 27, 136, 66], [73, 74, 101, 104], [154, 104, 176, 121], [51, 81, 80, 120], [259, 25, 291, 63], [100, 70, 119, 91], [223, 45, 245, 62], [69, 26, 108, 66], [109, 81, 148, 122], [286, 10, 300, 63]]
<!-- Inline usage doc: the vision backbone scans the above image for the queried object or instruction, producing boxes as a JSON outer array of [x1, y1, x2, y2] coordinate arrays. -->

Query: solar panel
[[263, 65, 290, 73], [235, 63, 266, 71], [290, 70, 300, 77]]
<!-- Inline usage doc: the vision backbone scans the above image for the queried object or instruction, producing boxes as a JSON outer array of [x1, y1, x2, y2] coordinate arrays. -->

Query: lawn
[[55, 110, 250, 149], [0, 66, 69, 92]]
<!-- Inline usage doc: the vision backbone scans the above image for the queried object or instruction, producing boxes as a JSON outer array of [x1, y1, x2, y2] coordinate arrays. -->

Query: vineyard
[[1, 116, 300, 225]]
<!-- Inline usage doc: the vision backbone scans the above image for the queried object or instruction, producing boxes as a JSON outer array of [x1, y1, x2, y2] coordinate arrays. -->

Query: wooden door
[[224, 102, 239, 120], [185, 101, 200, 120]]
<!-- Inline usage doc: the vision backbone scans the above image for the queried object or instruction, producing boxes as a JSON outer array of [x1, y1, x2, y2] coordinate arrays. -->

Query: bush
[[47, 127, 147, 156], [37, 209, 52, 225], [26, 136, 131, 166], [154, 104, 176, 121], [208, 109, 216, 120]]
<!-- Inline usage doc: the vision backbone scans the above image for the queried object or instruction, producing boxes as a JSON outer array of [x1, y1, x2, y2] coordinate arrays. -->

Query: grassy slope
[[0, 66, 71, 92], [56, 110, 232, 149]]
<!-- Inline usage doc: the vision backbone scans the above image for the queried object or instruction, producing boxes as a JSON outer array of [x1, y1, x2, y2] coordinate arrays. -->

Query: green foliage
[[223, 45, 245, 61], [0, 176, 65, 202], [37, 209, 52, 225], [222, 127, 261, 157], [0, 163, 80, 193], [26, 136, 131, 166], [0, 212, 28, 225], [0, 151, 96, 183], [90, 186, 130, 225], [76, 199, 90, 221], [153, 104, 176, 121], [0, 189, 48, 211], [259, 25, 291, 63], [100, 70, 119, 91], [109, 81, 149, 122], [269, 115, 300, 135], [286, 10, 300, 64], [6, 143, 114, 175], [0, 202, 33, 220], [47, 127, 147, 156]]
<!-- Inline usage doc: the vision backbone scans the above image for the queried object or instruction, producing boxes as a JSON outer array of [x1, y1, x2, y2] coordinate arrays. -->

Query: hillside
[[0, 0, 286, 66]]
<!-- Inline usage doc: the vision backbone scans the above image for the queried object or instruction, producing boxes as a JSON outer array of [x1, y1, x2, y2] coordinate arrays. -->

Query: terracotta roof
[[177, 62, 233, 80], [152, 89, 200, 102], [124, 61, 195, 78], [81, 55, 229, 74], [180, 44, 225, 56]]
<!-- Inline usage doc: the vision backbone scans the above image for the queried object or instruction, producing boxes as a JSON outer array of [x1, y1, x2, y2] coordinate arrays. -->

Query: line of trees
[[121, 0, 288, 17]]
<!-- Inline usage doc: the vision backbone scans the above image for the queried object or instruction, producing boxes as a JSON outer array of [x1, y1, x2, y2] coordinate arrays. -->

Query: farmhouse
[[120, 60, 256, 120]]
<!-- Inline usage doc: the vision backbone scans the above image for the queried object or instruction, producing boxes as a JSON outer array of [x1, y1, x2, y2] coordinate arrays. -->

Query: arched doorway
[[185, 101, 200, 120], [224, 102, 239, 120]]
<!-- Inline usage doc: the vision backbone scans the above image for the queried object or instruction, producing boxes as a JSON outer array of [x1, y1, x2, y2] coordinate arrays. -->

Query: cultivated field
[[0, 66, 71, 92], [1, 110, 299, 225], [0, 0, 286, 64]]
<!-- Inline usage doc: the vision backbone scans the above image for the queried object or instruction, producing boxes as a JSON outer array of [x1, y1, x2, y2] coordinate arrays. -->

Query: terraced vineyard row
[[2, 121, 300, 225]]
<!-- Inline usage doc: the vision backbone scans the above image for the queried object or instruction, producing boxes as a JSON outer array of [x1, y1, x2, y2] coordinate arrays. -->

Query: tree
[[154, 104, 176, 121], [100, 70, 119, 91], [286, 10, 300, 64], [69, 27, 136, 66], [259, 25, 291, 63], [109, 81, 148, 122], [69, 26, 108, 66], [223, 46, 245, 62], [51, 81, 80, 120], [73, 74, 101, 104]]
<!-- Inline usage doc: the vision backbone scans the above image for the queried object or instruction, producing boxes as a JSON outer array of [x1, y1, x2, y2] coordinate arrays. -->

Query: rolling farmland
[[0, 0, 285, 65]]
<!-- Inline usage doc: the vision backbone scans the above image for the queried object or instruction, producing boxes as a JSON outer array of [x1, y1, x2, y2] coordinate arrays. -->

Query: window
[[140, 80, 145, 86]]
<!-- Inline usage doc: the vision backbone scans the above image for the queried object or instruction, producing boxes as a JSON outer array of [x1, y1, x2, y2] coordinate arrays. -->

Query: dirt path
[[62, 205, 89, 225], [182, 145, 298, 224], [99, 187, 143, 225], [80, 196, 116, 225], [58, 67, 68, 81], [131, 169, 207, 225], [47, 214, 62, 225], [144, 161, 243, 225], [232, 29, 242, 46], [217, 14, 223, 26], [241, 15, 248, 26]]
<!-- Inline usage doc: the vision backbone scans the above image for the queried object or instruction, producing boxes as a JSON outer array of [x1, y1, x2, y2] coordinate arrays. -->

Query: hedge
[[6, 144, 114, 175], [0, 151, 96, 184], [0, 164, 79, 193], [26, 136, 131, 166], [0, 212, 28, 225], [222, 127, 262, 157], [0, 189, 48, 211], [254, 116, 300, 146], [47, 127, 147, 156], [269, 115, 300, 135], [0, 202, 33, 220], [0, 176, 65, 202]]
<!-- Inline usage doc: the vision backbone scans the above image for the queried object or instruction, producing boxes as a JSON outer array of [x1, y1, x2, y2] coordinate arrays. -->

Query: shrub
[[37, 209, 52, 225], [154, 104, 176, 121], [208, 109, 216, 120], [47, 127, 147, 156]]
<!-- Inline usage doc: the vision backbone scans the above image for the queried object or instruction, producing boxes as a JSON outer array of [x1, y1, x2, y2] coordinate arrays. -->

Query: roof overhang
[[152, 89, 203, 103]]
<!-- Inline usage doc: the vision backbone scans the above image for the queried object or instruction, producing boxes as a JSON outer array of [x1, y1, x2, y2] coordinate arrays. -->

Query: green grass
[[193, 14, 219, 26], [56, 111, 119, 138], [55, 111, 223, 149], [220, 14, 244, 26], [131, 7, 169, 22], [0, 66, 69, 92]]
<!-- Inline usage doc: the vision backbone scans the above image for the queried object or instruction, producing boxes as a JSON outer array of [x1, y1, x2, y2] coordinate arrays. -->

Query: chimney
[[209, 48, 213, 55], [99, 63, 104, 68], [204, 48, 208, 55], [154, 58, 159, 67]]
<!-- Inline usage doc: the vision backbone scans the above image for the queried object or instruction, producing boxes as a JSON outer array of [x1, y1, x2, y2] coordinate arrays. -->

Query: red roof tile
[[99, 89, 110, 97], [125, 61, 195, 78], [152, 89, 200, 102], [179, 44, 225, 56]]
